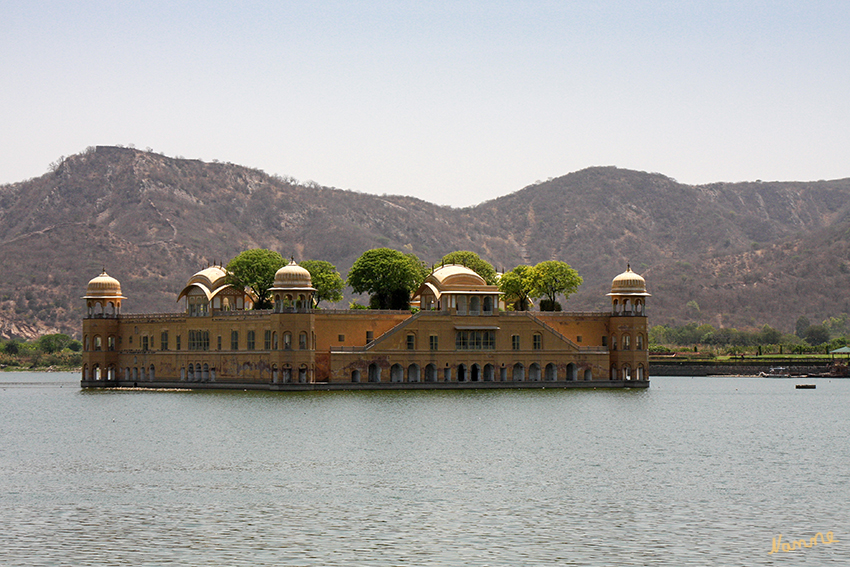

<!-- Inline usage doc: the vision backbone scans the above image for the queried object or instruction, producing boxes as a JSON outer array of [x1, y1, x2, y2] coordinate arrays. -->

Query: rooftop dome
[[608, 265, 650, 296], [83, 270, 125, 299], [429, 264, 487, 287], [186, 265, 229, 291], [273, 260, 313, 288]]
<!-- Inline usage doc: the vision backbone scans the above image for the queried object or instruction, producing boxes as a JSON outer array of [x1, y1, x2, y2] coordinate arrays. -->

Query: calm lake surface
[[1, 373, 847, 566]]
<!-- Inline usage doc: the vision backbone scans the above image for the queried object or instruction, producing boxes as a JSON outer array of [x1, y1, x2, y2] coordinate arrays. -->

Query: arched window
[[272, 365, 279, 383], [471, 363, 480, 382], [529, 363, 541, 381], [368, 363, 381, 383], [203, 364, 210, 381], [149, 364, 155, 381], [623, 334, 631, 350], [351, 369, 361, 383], [282, 366, 292, 383], [94, 335, 102, 351], [611, 335, 617, 350], [637, 334, 644, 350], [425, 364, 437, 382], [84, 335, 89, 351], [483, 296, 493, 314], [610, 365, 617, 380], [408, 364, 420, 383], [298, 366, 308, 383], [457, 295, 467, 314], [584, 368, 593, 381], [613, 299, 619, 313], [500, 365, 508, 381], [637, 365, 645, 381], [512, 363, 525, 381], [636, 301, 643, 314], [624, 299, 632, 313], [273, 332, 279, 350], [483, 364, 495, 381], [546, 363, 558, 381], [283, 332, 292, 350], [299, 332, 307, 350], [457, 364, 467, 382], [469, 297, 481, 315], [623, 365, 632, 380], [391, 364, 404, 383]]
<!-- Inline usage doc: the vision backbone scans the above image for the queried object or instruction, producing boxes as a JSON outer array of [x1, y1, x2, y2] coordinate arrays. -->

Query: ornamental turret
[[607, 265, 650, 316], [83, 270, 126, 318], [270, 260, 316, 311]]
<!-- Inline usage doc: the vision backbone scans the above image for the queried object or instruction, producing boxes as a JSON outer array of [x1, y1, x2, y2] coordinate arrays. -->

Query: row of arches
[[85, 301, 120, 318], [420, 294, 497, 315], [236, 330, 309, 350], [610, 333, 645, 351], [125, 365, 155, 381], [83, 364, 115, 380], [83, 334, 117, 352], [84, 364, 156, 382], [612, 298, 645, 315], [273, 293, 311, 312], [352, 362, 596, 383], [181, 364, 215, 382], [271, 364, 310, 384], [611, 364, 646, 381]]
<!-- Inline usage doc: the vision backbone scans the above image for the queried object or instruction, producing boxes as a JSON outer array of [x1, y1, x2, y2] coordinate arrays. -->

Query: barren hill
[[1, 146, 848, 339]]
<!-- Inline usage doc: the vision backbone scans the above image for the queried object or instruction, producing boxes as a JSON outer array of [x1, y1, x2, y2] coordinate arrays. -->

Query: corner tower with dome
[[81, 260, 649, 389]]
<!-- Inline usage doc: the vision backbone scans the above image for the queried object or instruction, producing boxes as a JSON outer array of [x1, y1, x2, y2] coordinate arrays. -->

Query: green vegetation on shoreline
[[0, 334, 81, 371], [649, 314, 849, 357]]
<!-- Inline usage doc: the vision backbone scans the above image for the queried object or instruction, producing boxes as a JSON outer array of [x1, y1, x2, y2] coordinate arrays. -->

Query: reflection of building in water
[[81, 261, 649, 389]]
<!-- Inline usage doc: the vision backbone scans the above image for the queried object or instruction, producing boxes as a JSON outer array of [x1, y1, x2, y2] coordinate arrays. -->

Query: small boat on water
[[796, 384, 816, 389]]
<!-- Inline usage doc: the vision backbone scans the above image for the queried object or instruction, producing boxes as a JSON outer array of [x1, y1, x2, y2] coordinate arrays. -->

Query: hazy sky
[[2, 1, 849, 206]]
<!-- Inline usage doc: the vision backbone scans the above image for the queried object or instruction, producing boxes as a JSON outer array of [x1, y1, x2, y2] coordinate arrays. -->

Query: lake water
[[1, 373, 847, 566]]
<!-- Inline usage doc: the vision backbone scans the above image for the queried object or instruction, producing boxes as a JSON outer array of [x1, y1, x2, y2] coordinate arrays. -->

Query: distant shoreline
[[650, 358, 841, 377]]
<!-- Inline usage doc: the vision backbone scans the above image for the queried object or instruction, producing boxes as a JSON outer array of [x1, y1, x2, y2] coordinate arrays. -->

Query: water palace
[[80, 261, 650, 390]]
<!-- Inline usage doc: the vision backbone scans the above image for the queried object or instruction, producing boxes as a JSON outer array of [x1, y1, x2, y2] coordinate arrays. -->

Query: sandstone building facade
[[81, 262, 650, 389]]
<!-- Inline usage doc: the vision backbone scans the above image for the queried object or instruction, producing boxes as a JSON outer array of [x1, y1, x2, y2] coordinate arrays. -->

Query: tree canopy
[[531, 260, 583, 310], [498, 265, 537, 311], [37, 333, 74, 354], [226, 249, 286, 309], [300, 260, 344, 308], [347, 248, 424, 310], [439, 251, 498, 284]]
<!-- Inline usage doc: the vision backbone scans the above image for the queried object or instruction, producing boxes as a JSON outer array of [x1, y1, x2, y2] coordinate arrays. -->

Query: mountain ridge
[[2, 145, 849, 339]]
